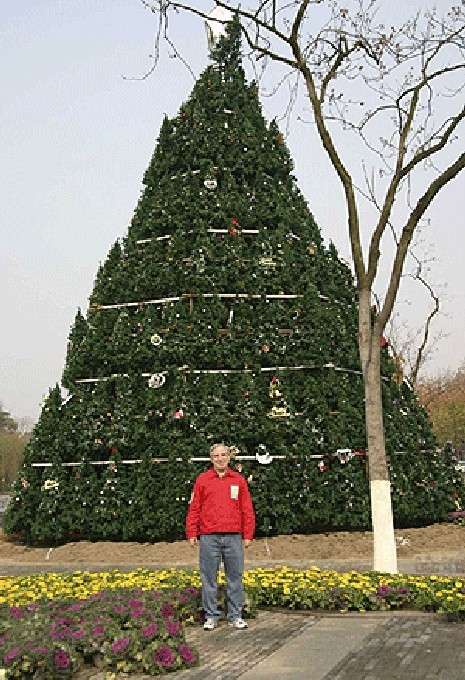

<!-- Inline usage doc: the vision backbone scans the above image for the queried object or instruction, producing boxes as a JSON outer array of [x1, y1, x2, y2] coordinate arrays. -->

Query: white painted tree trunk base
[[370, 479, 398, 573]]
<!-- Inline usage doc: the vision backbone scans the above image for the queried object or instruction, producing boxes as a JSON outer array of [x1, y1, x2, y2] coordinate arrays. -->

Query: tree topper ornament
[[205, 6, 234, 49]]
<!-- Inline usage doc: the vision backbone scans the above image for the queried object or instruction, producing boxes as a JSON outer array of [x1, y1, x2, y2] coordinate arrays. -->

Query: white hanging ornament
[[150, 333, 163, 347], [256, 444, 273, 465], [336, 448, 353, 464], [148, 373, 166, 389], [204, 177, 217, 190]]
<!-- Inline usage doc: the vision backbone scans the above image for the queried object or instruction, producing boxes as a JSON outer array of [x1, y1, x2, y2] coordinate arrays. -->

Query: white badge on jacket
[[230, 484, 239, 500]]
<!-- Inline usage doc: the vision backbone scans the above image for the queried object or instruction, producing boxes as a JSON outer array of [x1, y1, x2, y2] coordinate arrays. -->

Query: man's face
[[210, 446, 231, 473]]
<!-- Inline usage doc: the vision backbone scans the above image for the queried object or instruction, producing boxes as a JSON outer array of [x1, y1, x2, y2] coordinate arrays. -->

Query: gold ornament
[[150, 333, 163, 347], [258, 256, 277, 270], [268, 405, 290, 418]]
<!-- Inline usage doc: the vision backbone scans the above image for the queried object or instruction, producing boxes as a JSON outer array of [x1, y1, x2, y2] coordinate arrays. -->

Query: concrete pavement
[[172, 611, 465, 680], [73, 610, 465, 680]]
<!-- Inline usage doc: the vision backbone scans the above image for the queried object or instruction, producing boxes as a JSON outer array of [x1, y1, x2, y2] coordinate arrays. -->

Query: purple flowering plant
[[0, 586, 201, 677], [372, 584, 412, 610], [141, 640, 193, 675]]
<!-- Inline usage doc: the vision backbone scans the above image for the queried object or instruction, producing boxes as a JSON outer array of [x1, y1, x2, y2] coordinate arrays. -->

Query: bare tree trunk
[[359, 288, 398, 573]]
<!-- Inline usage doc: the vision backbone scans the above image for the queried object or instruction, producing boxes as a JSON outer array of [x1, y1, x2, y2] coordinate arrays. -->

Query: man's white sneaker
[[203, 617, 216, 631], [228, 618, 248, 629]]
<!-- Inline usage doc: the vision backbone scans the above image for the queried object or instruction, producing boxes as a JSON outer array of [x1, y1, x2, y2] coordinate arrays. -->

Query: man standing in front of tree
[[186, 443, 255, 630]]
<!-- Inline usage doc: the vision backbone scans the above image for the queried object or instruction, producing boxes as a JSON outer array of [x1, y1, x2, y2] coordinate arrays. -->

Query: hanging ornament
[[268, 405, 290, 418], [318, 459, 328, 473], [261, 343, 271, 354], [148, 373, 166, 389], [336, 448, 353, 464], [276, 132, 285, 145], [229, 445, 240, 458], [307, 242, 317, 255], [379, 336, 389, 349], [256, 444, 273, 465], [197, 252, 206, 273], [204, 177, 217, 190], [228, 217, 241, 236], [269, 376, 281, 398], [258, 256, 277, 270], [150, 333, 163, 347], [42, 479, 59, 491], [173, 408, 184, 419]]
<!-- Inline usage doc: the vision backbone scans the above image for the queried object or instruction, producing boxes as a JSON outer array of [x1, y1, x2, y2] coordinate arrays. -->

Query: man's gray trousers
[[199, 532, 244, 621]]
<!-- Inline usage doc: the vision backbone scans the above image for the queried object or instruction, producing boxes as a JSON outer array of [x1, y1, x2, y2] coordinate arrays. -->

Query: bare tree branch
[[377, 150, 465, 333]]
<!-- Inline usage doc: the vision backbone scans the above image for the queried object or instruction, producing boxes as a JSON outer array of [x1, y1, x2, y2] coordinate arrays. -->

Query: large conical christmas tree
[[6, 20, 463, 544]]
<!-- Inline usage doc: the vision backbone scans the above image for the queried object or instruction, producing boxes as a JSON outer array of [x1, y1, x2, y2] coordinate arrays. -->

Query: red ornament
[[318, 460, 328, 473], [109, 446, 118, 455], [174, 409, 184, 419], [379, 336, 389, 348], [353, 449, 367, 457], [271, 375, 279, 384], [228, 217, 241, 236]]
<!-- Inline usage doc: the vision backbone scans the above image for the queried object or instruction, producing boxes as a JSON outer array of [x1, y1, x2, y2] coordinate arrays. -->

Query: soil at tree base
[[0, 523, 464, 565]]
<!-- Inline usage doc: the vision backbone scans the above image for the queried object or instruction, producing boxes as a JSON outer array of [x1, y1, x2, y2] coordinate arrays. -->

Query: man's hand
[[244, 539, 252, 549], [189, 537, 198, 547]]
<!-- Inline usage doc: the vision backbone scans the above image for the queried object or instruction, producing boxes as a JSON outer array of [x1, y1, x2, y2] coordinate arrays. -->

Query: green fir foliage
[[5, 19, 463, 544]]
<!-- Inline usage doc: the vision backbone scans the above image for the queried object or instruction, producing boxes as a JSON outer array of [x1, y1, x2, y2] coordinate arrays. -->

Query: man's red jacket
[[185, 467, 255, 540]]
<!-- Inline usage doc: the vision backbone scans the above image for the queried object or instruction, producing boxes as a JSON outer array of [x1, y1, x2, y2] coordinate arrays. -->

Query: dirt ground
[[0, 523, 464, 565]]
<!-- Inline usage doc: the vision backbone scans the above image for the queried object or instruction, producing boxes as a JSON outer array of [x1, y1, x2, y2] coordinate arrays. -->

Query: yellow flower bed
[[1, 567, 464, 617], [0, 569, 201, 607]]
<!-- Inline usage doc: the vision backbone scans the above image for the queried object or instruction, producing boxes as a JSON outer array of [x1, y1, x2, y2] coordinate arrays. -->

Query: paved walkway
[[75, 611, 465, 680]]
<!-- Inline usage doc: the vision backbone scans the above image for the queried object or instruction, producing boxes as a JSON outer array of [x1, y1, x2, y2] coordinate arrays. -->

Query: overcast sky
[[1, 0, 464, 422]]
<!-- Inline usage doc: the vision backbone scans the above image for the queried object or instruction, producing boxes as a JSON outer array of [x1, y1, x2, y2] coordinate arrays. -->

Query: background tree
[[418, 365, 465, 451], [0, 402, 31, 493], [0, 403, 18, 433], [144, 0, 465, 572]]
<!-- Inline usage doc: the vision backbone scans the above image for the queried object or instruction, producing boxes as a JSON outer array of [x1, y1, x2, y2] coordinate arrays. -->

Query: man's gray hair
[[209, 443, 230, 456]]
